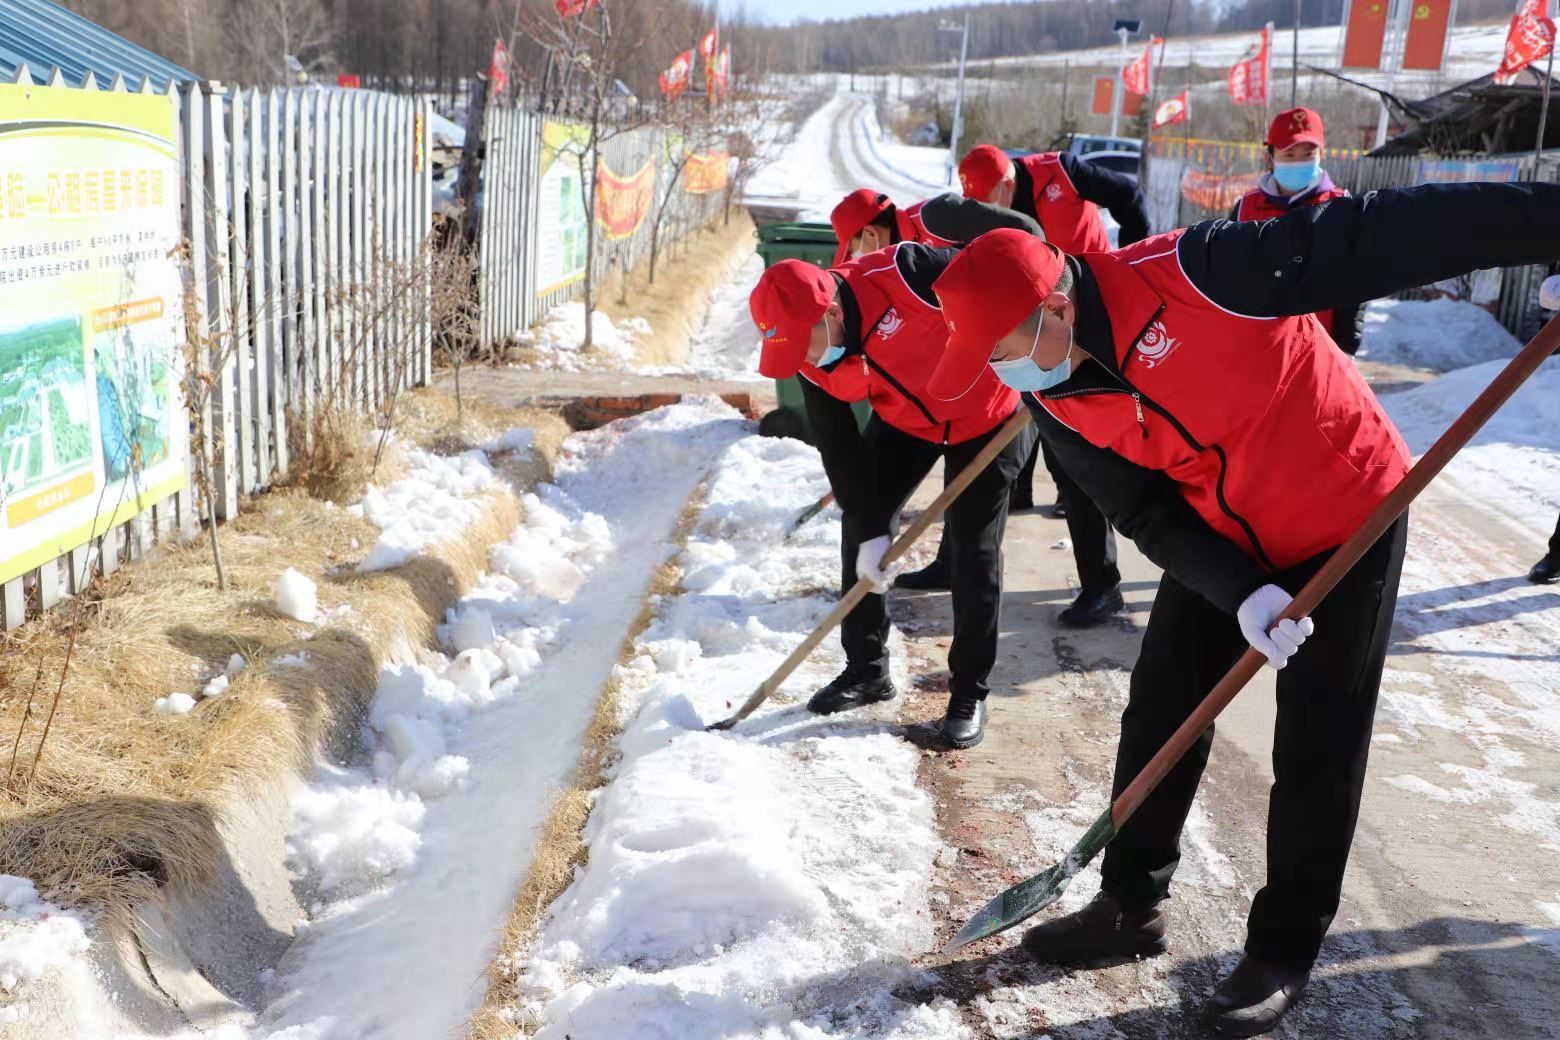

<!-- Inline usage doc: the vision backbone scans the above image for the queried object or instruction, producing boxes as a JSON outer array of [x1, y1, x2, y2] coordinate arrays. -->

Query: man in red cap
[[749, 245, 1037, 749], [926, 181, 1560, 1033], [957, 142, 1153, 626], [1230, 107, 1364, 354]]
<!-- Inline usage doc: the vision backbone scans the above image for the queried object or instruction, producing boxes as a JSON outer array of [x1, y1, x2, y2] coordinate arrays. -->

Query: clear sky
[[735, 0, 992, 25]]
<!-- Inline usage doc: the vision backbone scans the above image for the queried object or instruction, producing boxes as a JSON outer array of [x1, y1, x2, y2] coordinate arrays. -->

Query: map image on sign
[[94, 325, 173, 483], [0, 317, 92, 501]]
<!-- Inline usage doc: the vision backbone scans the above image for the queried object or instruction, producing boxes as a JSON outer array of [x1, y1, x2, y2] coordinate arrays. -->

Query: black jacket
[[911, 194, 1044, 244], [1227, 194, 1364, 354], [1015, 152, 1151, 247], [1031, 181, 1560, 612]]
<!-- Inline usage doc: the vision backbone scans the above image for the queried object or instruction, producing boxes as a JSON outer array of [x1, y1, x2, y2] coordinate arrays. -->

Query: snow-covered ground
[[510, 301, 652, 371], [1357, 298, 1521, 372]]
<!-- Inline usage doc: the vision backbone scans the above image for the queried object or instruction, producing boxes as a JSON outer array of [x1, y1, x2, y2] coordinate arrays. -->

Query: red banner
[[1153, 91, 1189, 128], [336, 73, 361, 88], [1342, 0, 1391, 69], [1402, 0, 1455, 70], [1228, 26, 1271, 105], [1090, 76, 1114, 115], [1122, 36, 1163, 96], [1122, 90, 1144, 116], [1495, 0, 1557, 83], [554, 0, 599, 16], [714, 45, 731, 97], [685, 151, 730, 194], [1181, 169, 1257, 212], [596, 157, 657, 240], [488, 37, 509, 97], [659, 48, 694, 99]]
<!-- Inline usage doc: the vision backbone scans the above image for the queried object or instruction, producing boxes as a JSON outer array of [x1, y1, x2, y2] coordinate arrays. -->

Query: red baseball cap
[[750, 259, 835, 379], [830, 189, 893, 265], [1266, 107, 1325, 150], [957, 144, 1012, 201], [928, 228, 1067, 401]]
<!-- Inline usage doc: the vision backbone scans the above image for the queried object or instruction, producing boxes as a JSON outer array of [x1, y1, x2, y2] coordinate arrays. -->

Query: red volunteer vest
[[896, 200, 960, 249], [803, 245, 1017, 445], [1017, 153, 1112, 255], [1235, 185, 1351, 336], [1036, 232, 1409, 570]]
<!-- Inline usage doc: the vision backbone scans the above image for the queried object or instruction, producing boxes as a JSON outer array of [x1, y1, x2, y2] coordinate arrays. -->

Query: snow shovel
[[785, 491, 836, 540], [943, 312, 1560, 954], [709, 409, 1034, 731]]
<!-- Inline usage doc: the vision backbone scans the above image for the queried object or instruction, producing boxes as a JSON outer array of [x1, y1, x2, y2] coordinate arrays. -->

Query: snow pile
[[0, 876, 90, 1022], [510, 434, 967, 1040], [153, 693, 197, 715], [1358, 298, 1520, 372], [357, 448, 500, 572], [288, 782, 427, 897], [482, 427, 536, 455], [274, 568, 318, 623], [515, 301, 651, 372]]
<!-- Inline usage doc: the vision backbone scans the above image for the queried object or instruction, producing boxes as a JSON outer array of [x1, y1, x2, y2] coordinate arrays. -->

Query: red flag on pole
[[488, 38, 509, 97], [1495, 0, 1557, 83], [1122, 36, 1164, 96], [699, 27, 719, 61], [1228, 25, 1271, 105], [555, 0, 600, 16], [659, 49, 694, 99], [716, 44, 732, 96], [1342, 0, 1391, 69], [1402, 0, 1456, 70], [1153, 90, 1189, 127]]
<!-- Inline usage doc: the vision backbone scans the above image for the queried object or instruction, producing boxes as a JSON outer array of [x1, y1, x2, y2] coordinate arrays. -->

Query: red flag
[[1122, 36, 1163, 96], [554, 0, 600, 16], [488, 38, 509, 97], [716, 44, 732, 96], [1495, 0, 1557, 83], [1153, 91, 1189, 128], [659, 48, 694, 99], [1228, 26, 1271, 105], [700, 27, 719, 61], [1342, 0, 1391, 69], [1402, 0, 1455, 71]]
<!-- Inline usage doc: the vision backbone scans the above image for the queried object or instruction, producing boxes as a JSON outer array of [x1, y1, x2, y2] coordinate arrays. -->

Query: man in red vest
[[956, 143, 1154, 626], [1230, 107, 1364, 354], [749, 244, 1037, 749], [927, 181, 1560, 1034]]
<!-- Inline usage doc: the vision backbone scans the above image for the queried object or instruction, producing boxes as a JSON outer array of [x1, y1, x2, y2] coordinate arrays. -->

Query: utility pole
[[940, 14, 971, 184], [1536, 40, 1556, 165], [1374, 0, 1411, 148], [1110, 18, 1140, 138]]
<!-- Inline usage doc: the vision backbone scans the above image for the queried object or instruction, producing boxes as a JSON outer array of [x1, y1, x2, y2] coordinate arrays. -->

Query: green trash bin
[[753, 223, 872, 445]]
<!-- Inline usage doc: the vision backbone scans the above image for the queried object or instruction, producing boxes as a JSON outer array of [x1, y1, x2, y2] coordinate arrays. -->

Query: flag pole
[[1536, 26, 1556, 165]]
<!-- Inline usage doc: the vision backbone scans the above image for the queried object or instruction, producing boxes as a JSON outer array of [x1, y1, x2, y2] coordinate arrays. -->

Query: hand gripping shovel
[[944, 313, 1560, 953], [708, 410, 1034, 732]]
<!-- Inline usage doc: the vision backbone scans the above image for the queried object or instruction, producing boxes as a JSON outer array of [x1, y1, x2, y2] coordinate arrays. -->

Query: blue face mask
[[818, 343, 846, 367], [1272, 159, 1320, 194], [990, 310, 1073, 392]]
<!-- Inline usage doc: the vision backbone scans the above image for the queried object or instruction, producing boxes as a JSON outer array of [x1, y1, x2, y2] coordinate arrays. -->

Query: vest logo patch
[[1136, 321, 1179, 368], [1045, 181, 1064, 202], [876, 308, 905, 339]]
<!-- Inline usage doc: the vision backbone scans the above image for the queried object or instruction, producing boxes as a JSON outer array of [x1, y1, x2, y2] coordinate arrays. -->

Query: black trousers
[[1549, 512, 1560, 557], [841, 414, 1038, 701], [1099, 514, 1408, 973], [932, 432, 1120, 596]]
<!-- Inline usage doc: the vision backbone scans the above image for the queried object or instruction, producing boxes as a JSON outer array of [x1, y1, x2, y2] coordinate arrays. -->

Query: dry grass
[[0, 386, 541, 930], [464, 486, 707, 1040], [598, 211, 757, 370]]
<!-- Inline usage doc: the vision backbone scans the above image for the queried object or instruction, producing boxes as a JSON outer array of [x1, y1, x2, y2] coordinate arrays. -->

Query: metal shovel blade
[[942, 808, 1116, 954]]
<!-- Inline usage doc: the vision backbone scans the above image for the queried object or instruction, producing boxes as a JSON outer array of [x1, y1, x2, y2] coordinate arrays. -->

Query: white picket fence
[[1, 75, 434, 630]]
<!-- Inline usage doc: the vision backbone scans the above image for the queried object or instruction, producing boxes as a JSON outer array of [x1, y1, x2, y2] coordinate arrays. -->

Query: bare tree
[[229, 0, 336, 84]]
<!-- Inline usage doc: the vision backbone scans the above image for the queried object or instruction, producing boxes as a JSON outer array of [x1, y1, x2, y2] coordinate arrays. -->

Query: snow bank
[[0, 876, 91, 1023], [514, 301, 651, 372], [273, 568, 318, 623], [512, 434, 967, 1040], [1358, 298, 1520, 372], [357, 448, 500, 572]]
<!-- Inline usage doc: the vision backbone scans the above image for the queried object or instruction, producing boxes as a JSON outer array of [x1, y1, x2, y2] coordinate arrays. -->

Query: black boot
[[1020, 892, 1168, 966], [1199, 955, 1309, 1037], [1047, 501, 1068, 520], [1010, 490, 1036, 511], [1529, 554, 1560, 584], [894, 558, 951, 591], [1057, 586, 1125, 628], [940, 694, 987, 749], [807, 664, 896, 715]]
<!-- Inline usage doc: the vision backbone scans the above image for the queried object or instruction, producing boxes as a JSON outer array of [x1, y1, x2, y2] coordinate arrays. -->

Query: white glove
[[1236, 584, 1315, 670], [855, 535, 898, 593], [1540, 274, 1560, 311]]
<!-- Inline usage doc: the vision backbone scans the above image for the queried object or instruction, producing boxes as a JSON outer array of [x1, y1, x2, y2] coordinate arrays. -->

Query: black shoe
[[940, 694, 987, 748], [807, 665, 896, 715], [1047, 501, 1068, 520], [1010, 493, 1036, 512], [894, 558, 951, 591], [1020, 892, 1168, 966], [1529, 554, 1560, 584], [1057, 586, 1125, 628], [1199, 955, 1310, 1037]]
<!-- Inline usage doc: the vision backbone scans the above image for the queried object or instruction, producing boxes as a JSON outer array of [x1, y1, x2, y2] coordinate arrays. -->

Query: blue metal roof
[[0, 0, 199, 90]]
